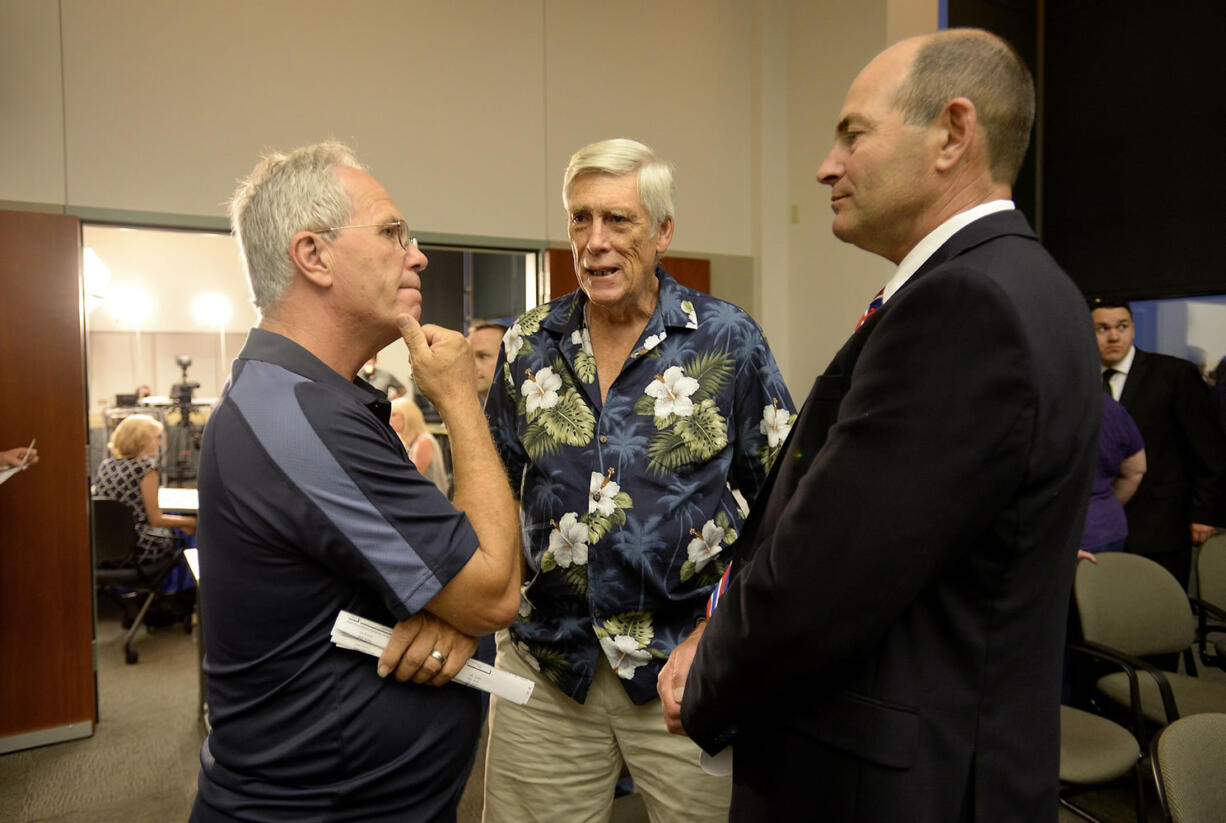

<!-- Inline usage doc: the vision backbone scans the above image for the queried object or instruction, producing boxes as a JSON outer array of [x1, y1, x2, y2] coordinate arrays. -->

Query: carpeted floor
[[0, 601, 648, 823], [0, 601, 203, 822], [6, 596, 1217, 822]]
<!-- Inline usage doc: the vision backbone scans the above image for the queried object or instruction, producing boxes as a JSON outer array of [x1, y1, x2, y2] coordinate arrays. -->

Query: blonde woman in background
[[390, 396, 450, 495], [95, 413, 197, 564]]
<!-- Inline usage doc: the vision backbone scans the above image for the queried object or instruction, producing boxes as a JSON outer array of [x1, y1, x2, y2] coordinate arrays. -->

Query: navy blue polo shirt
[[191, 329, 482, 822]]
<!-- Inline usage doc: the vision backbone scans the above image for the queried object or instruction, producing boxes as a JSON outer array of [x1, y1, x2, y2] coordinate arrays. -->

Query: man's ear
[[654, 216, 675, 256], [290, 230, 333, 288], [934, 97, 977, 172]]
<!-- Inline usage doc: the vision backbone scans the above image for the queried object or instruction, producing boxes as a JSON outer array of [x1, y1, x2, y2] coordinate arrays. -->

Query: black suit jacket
[[682, 211, 1100, 822], [1118, 348, 1226, 560]]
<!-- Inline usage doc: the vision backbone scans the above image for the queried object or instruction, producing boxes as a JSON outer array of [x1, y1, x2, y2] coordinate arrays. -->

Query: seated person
[[390, 395, 450, 495], [95, 413, 197, 564]]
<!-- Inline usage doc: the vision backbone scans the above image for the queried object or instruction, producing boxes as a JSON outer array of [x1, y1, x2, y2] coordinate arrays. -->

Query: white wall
[[3, 0, 942, 399], [776, 0, 935, 390], [87, 329, 248, 419], [2, 0, 760, 257]]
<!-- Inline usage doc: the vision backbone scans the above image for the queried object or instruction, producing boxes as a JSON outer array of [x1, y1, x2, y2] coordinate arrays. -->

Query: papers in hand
[[0, 438, 35, 486], [331, 610, 535, 706]]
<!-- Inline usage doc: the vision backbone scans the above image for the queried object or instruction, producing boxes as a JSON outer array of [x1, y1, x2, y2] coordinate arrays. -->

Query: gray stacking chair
[[1151, 712, 1226, 823], [1059, 704, 1146, 822], [1070, 553, 1226, 744], [1193, 532, 1226, 671]]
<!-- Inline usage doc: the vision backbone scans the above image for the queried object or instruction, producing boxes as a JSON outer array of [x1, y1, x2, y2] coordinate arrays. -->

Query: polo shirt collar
[[236, 327, 390, 421]]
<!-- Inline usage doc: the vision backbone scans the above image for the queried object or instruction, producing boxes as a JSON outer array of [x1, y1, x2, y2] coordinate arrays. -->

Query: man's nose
[[816, 146, 841, 186], [586, 220, 612, 252], [407, 241, 428, 272]]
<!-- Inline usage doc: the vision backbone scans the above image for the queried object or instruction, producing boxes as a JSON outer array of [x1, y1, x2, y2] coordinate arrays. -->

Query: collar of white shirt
[[880, 200, 1015, 306], [1105, 345, 1136, 377]]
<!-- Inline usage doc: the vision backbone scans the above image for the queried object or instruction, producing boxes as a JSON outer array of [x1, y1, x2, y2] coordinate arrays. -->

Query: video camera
[[171, 354, 199, 406]]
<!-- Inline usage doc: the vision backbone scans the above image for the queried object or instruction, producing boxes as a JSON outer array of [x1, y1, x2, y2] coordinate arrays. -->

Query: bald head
[[891, 29, 1035, 185], [816, 28, 1033, 262]]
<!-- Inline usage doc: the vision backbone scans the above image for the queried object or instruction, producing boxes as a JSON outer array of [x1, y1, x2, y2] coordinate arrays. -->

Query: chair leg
[[122, 590, 158, 664], [1060, 796, 1111, 823], [1131, 758, 1149, 823]]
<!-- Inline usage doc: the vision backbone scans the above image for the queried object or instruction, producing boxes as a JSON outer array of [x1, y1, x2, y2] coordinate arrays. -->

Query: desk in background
[[158, 487, 198, 512]]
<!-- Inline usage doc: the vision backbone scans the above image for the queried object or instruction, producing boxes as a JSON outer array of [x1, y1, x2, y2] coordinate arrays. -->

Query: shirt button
[[592, 609, 603, 619], [599, 435, 608, 444]]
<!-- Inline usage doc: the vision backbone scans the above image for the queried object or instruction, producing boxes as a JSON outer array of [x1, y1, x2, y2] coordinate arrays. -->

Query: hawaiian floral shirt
[[486, 268, 796, 704]]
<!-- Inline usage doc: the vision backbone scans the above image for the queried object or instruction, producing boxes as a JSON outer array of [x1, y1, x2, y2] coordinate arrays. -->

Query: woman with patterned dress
[[95, 413, 196, 564]]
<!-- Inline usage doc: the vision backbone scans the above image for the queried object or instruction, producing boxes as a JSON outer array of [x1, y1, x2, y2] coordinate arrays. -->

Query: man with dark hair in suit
[[1091, 298, 1226, 587], [658, 29, 1101, 822]]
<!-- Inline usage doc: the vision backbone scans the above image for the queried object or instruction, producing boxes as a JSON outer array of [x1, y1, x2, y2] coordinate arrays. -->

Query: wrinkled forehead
[[337, 166, 399, 219], [566, 172, 644, 212], [839, 39, 919, 122]]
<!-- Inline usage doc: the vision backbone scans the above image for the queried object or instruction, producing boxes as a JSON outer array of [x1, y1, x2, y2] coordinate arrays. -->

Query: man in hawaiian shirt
[[482, 138, 795, 822]]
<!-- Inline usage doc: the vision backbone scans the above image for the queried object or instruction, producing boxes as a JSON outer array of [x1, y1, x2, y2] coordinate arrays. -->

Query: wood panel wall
[[544, 248, 710, 302], [0, 210, 95, 742]]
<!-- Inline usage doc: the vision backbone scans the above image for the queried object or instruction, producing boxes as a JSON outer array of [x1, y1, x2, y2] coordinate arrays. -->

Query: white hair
[[229, 141, 365, 312], [562, 138, 675, 229]]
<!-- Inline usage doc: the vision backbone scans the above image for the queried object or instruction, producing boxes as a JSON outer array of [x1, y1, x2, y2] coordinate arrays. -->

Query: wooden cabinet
[[0, 209, 94, 752]]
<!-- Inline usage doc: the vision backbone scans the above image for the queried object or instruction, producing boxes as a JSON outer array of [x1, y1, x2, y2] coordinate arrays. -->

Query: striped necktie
[[855, 288, 885, 331]]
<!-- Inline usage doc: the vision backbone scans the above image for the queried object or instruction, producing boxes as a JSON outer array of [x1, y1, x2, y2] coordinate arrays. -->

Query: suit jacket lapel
[[1120, 349, 1147, 407], [897, 209, 1039, 300], [735, 210, 1041, 569]]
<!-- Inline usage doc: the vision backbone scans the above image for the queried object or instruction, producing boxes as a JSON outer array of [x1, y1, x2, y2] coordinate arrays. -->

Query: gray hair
[[229, 141, 365, 313], [892, 29, 1035, 186], [562, 138, 676, 230]]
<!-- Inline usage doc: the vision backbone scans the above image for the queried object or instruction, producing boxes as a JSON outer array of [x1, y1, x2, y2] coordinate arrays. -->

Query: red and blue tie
[[855, 288, 885, 331]]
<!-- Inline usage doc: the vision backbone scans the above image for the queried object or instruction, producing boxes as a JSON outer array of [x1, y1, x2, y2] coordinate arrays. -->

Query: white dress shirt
[[879, 200, 1015, 306], [1102, 345, 1136, 400]]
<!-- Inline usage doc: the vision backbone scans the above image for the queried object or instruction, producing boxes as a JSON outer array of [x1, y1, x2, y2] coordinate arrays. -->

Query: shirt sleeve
[[727, 316, 797, 504], [484, 339, 529, 497], [223, 368, 479, 622]]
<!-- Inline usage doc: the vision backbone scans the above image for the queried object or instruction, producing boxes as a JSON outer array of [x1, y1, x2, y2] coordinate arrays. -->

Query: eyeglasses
[[312, 219, 416, 250]]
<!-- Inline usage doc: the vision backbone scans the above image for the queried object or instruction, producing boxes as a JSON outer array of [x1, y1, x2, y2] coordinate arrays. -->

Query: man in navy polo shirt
[[191, 142, 521, 822]]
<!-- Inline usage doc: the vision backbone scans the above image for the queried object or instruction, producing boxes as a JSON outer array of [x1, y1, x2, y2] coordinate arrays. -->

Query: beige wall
[[3, 0, 941, 399]]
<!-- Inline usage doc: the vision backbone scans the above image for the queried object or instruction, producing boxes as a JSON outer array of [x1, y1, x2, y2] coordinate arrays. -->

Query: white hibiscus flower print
[[522, 366, 562, 413], [570, 327, 594, 355], [644, 366, 700, 419], [588, 469, 620, 517], [759, 402, 793, 448], [642, 331, 666, 351], [504, 324, 524, 361], [686, 520, 725, 572], [548, 512, 589, 568], [600, 634, 651, 679]]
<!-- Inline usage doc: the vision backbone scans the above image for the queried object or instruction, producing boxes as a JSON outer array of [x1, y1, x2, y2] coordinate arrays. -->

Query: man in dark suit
[[1091, 299, 1226, 587], [657, 29, 1100, 822]]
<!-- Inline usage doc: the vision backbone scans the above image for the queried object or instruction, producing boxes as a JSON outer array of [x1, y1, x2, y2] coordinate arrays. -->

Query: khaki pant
[[482, 630, 731, 823]]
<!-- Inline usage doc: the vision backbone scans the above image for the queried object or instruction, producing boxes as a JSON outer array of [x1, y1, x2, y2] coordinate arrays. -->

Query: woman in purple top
[[1080, 396, 1146, 556]]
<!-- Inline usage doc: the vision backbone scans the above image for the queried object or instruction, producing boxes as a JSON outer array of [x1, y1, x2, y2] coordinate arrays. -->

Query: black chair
[[92, 497, 185, 664]]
